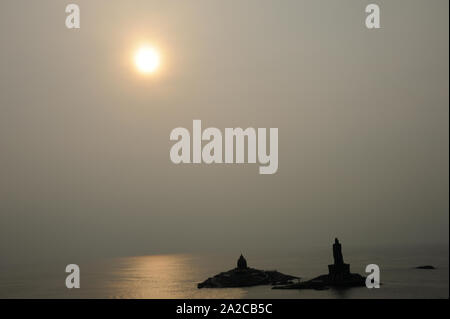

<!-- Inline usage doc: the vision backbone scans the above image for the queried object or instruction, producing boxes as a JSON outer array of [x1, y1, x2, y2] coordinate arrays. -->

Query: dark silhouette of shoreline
[[274, 238, 366, 290], [198, 238, 367, 290], [197, 254, 298, 288]]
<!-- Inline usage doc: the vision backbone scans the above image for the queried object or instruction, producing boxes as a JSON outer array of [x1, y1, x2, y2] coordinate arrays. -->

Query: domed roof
[[237, 254, 248, 269]]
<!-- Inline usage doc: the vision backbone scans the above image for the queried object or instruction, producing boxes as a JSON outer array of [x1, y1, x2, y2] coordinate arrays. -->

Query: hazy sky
[[0, 0, 448, 263]]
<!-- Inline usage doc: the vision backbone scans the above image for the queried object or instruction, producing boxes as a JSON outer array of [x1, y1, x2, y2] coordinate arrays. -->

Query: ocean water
[[0, 245, 448, 299]]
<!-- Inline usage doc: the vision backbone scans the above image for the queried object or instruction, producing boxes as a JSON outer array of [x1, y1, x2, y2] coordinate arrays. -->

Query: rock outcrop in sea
[[273, 238, 366, 290], [415, 265, 435, 270], [197, 254, 298, 288]]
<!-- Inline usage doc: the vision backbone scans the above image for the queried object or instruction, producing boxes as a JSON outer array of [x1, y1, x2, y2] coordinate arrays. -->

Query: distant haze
[[0, 0, 448, 263]]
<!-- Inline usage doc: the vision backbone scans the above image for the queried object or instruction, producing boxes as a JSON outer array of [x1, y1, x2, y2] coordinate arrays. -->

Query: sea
[[0, 244, 448, 299]]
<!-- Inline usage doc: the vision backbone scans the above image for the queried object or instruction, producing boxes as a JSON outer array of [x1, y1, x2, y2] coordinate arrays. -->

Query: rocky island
[[273, 238, 366, 290], [197, 255, 298, 288]]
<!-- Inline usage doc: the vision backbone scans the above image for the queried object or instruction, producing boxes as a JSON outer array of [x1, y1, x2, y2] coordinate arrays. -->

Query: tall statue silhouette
[[332, 238, 344, 265], [328, 238, 350, 280]]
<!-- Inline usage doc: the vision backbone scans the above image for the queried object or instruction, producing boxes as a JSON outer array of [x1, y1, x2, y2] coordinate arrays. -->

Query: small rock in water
[[415, 265, 435, 270]]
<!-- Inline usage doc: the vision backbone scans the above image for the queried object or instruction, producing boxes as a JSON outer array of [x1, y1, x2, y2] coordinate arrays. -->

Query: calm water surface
[[0, 245, 448, 298]]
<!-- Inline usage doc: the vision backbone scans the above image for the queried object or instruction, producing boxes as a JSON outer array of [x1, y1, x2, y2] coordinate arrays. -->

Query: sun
[[134, 46, 160, 74]]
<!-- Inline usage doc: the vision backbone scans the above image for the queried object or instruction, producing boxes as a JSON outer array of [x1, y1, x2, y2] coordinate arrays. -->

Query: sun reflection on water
[[104, 254, 246, 299]]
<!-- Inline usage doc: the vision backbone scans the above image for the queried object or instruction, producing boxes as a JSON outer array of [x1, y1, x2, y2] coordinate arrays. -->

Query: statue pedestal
[[328, 263, 350, 281]]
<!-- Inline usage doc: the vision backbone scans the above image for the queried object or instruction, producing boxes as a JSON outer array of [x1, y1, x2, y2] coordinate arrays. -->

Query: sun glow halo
[[134, 46, 160, 74]]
